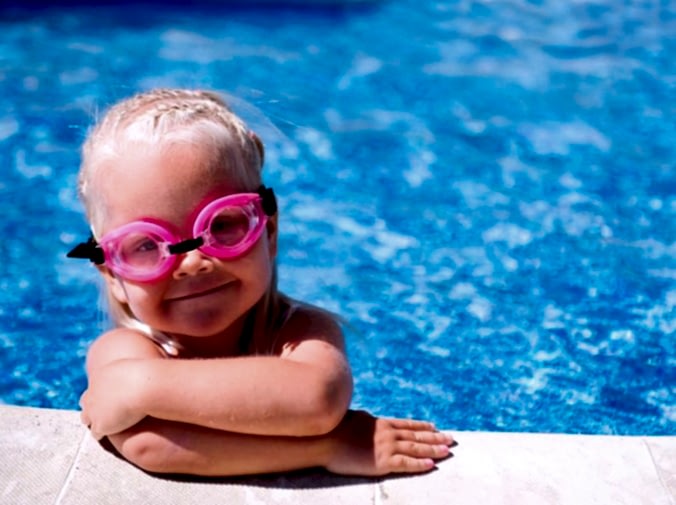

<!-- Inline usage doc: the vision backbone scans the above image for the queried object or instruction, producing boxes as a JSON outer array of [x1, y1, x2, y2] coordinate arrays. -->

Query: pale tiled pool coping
[[1, 405, 673, 504]]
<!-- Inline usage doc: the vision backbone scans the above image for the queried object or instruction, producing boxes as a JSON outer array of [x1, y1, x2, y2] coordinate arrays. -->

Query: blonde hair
[[79, 89, 265, 234], [78, 88, 285, 355]]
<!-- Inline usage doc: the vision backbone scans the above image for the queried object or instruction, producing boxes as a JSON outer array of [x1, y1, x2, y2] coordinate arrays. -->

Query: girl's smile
[[166, 280, 235, 302]]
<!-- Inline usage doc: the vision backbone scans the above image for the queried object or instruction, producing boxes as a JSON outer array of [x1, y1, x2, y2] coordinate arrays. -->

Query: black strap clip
[[66, 235, 105, 265], [258, 185, 277, 216]]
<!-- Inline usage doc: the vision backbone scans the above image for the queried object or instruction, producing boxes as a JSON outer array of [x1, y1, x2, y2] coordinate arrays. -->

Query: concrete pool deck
[[0, 405, 673, 504]]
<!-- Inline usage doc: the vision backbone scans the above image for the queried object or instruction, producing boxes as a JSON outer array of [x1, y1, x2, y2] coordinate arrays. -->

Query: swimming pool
[[0, 0, 673, 435]]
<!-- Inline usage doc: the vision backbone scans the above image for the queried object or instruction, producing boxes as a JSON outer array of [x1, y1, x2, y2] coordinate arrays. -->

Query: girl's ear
[[266, 213, 278, 259], [97, 265, 128, 305]]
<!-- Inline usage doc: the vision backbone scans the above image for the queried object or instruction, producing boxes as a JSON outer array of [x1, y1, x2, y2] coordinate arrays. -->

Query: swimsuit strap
[[238, 296, 300, 355], [147, 330, 183, 357], [238, 308, 257, 355]]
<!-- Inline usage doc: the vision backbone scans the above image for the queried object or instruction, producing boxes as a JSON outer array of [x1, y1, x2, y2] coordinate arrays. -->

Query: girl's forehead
[[95, 145, 244, 231]]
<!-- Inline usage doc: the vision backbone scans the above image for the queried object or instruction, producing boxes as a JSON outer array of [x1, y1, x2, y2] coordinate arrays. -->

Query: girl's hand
[[79, 359, 147, 440], [325, 410, 453, 476]]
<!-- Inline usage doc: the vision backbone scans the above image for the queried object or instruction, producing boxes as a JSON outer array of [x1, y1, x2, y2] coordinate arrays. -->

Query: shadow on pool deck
[[0, 405, 674, 504]]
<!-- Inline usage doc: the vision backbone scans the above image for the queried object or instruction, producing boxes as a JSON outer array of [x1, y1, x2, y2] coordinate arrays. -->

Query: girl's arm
[[81, 307, 352, 439], [107, 411, 453, 477], [81, 319, 453, 477]]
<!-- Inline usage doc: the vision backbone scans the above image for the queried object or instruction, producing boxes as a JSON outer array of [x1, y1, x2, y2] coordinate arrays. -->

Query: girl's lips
[[167, 282, 232, 302]]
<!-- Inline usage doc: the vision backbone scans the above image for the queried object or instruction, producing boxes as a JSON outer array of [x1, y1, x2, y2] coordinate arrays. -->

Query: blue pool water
[[0, 1, 674, 435]]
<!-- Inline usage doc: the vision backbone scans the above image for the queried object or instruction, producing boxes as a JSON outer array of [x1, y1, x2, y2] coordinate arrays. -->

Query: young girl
[[69, 88, 452, 477]]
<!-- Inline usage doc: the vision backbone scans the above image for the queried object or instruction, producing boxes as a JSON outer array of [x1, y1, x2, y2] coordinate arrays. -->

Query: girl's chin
[[160, 311, 248, 349]]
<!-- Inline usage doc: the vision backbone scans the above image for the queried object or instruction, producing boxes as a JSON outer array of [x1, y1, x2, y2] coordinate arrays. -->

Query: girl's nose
[[172, 250, 214, 279]]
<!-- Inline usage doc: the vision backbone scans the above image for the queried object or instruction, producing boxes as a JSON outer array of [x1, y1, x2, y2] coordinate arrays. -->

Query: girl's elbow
[[308, 379, 352, 435], [315, 404, 346, 435], [110, 430, 177, 474]]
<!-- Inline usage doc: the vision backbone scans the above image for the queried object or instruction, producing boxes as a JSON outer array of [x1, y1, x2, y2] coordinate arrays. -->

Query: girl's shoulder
[[85, 327, 165, 373], [272, 295, 346, 355]]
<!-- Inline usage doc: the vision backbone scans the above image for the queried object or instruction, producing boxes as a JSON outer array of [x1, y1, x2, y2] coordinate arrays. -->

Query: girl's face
[[96, 142, 276, 347]]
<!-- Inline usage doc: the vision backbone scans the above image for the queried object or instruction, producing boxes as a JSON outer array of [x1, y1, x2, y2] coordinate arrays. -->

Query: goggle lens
[[206, 203, 258, 248], [116, 231, 167, 271]]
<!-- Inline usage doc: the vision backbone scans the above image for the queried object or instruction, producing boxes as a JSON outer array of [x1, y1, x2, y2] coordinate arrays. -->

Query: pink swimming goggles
[[67, 185, 277, 283]]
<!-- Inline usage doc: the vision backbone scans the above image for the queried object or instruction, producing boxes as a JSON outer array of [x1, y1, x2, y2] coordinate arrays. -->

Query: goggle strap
[[66, 235, 105, 265], [258, 185, 277, 216], [168, 237, 204, 255]]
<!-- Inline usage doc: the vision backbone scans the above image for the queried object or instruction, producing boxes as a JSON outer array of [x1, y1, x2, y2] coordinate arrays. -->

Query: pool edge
[[1, 404, 673, 504]]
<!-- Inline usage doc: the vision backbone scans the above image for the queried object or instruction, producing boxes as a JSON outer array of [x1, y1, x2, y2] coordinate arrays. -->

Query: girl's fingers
[[393, 428, 453, 445], [387, 454, 437, 474], [367, 416, 455, 476], [386, 418, 437, 431], [394, 440, 451, 459]]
